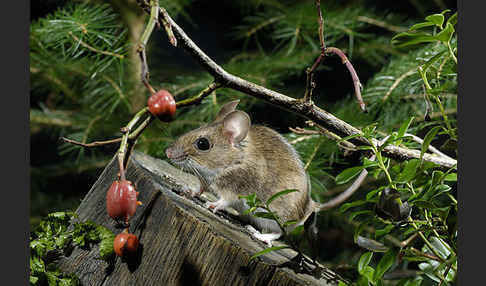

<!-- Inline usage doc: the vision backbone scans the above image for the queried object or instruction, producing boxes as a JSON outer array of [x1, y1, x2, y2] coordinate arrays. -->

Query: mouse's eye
[[194, 137, 211, 151]]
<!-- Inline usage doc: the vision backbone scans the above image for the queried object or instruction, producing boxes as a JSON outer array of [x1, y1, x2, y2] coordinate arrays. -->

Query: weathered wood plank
[[57, 151, 343, 286]]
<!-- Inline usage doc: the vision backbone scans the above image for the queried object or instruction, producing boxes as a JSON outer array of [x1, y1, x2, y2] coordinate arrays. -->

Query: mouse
[[165, 100, 354, 246]]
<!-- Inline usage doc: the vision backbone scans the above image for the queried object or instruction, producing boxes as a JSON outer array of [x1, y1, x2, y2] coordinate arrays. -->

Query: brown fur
[[166, 101, 315, 233]]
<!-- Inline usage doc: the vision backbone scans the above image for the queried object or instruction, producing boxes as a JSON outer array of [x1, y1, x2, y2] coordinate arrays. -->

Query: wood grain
[[57, 151, 344, 286]]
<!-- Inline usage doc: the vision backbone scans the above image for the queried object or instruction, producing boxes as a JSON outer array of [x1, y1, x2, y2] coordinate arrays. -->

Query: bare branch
[[134, 1, 457, 169]]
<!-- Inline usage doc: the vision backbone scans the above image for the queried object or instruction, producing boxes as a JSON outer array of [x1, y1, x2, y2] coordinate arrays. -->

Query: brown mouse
[[165, 100, 356, 246]]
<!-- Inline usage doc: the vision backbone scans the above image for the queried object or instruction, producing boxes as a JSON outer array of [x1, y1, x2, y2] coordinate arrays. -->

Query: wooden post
[[57, 151, 344, 285]]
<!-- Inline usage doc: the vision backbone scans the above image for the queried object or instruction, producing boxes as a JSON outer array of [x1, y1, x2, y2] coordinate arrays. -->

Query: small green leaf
[[373, 248, 398, 282], [361, 266, 375, 283], [335, 166, 365, 185], [391, 32, 437, 47], [444, 173, 457, 182], [412, 200, 436, 210], [420, 126, 441, 161], [363, 157, 379, 168], [30, 276, 39, 284], [431, 184, 452, 198], [283, 220, 297, 227], [243, 206, 258, 215], [375, 224, 394, 238], [425, 14, 445, 28], [396, 117, 414, 145], [266, 189, 298, 206], [409, 21, 435, 31], [358, 252, 373, 274], [396, 159, 420, 183], [349, 210, 374, 221], [366, 188, 382, 201], [436, 23, 455, 43], [253, 211, 277, 220], [340, 200, 368, 212], [250, 245, 289, 260], [421, 50, 447, 73], [446, 12, 457, 27]]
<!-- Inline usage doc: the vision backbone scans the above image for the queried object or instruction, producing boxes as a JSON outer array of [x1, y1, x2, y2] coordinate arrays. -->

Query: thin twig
[[403, 133, 453, 161], [68, 32, 124, 59], [325, 47, 366, 112], [382, 68, 416, 101], [315, 136, 390, 211], [304, 0, 365, 112], [61, 137, 122, 147], [356, 16, 408, 33], [176, 81, 222, 107], [159, 7, 177, 46]]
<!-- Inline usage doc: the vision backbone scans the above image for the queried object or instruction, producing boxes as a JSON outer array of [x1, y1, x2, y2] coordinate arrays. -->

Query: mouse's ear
[[214, 100, 240, 123], [222, 110, 250, 146]]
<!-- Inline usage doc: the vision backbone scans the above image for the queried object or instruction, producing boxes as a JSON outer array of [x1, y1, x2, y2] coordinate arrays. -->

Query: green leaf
[[420, 126, 441, 161], [250, 245, 289, 260], [335, 166, 365, 185], [363, 157, 379, 168], [431, 184, 452, 199], [425, 14, 445, 28], [391, 32, 437, 47], [283, 220, 297, 227], [254, 211, 277, 220], [444, 173, 457, 182], [446, 12, 457, 27], [436, 23, 455, 43], [375, 224, 394, 238], [240, 193, 259, 207], [431, 206, 451, 222], [358, 252, 373, 274], [412, 200, 436, 210], [396, 159, 420, 183], [349, 210, 373, 221], [396, 117, 414, 145], [373, 248, 398, 282], [266, 189, 298, 206], [421, 50, 447, 73], [366, 188, 382, 201], [409, 22, 435, 31], [30, 275, 39, 285], [361, 266, 375, 283], [340, 200, 368, 212], [243, 206, 258, 215]]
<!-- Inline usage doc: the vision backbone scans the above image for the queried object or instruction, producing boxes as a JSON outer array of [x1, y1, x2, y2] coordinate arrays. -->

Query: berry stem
[[117, 107, 151, 179]]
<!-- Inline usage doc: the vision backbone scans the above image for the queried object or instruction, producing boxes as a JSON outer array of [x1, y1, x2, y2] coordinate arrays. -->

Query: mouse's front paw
[[205, 198, 229, 213], [245, 225, 282, 247], [183, 186, 203, 198]]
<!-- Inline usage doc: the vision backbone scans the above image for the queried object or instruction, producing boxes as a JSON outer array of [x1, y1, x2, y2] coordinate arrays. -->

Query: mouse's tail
[[313, 154, 375, 213]]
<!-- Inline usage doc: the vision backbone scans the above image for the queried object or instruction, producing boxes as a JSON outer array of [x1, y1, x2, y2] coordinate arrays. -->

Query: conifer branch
[[68, 32, 124, 59], [135, 0, 457, 169]]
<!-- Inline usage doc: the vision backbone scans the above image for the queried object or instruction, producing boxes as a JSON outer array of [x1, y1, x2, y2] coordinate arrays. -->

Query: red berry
[[113, 233, 139, 257], [125, 234, 139, 253], [147, 89, 176, 122], [113, 233, 128, 257], [106, 180, 138, 223]]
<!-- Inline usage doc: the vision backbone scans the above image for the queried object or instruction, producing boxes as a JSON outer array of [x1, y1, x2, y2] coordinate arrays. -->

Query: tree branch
[[135, 0, 457, 169]]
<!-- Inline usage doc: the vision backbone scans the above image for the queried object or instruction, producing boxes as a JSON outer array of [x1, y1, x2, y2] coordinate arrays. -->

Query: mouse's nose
[[165, 147, 173, 159]]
